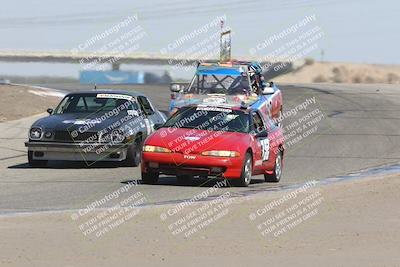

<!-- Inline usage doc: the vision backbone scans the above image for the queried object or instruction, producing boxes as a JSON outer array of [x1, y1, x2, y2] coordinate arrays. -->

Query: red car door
[[253, 111, 281, 172], [251, 111, 271, 172]]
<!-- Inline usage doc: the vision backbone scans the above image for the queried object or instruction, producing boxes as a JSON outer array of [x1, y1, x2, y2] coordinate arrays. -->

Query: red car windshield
[[163, 106, 250, 133]]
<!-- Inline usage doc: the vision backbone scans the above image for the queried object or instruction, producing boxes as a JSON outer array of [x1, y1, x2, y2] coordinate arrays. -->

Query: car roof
[[196, 65, 244, 76], [196, 61, 263, 76], [199, 61, 259, 68], [65, 90, 147, 97]]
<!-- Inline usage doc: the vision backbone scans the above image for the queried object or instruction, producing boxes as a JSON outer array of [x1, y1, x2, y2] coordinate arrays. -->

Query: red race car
[[141, 104, 284, 187]]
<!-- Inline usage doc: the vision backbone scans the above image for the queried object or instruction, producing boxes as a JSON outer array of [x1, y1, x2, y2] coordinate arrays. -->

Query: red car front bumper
[[141, 152, 244, 179]]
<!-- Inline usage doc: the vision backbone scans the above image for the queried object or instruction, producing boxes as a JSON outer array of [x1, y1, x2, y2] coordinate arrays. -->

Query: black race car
[[25, 90, 166, 167]]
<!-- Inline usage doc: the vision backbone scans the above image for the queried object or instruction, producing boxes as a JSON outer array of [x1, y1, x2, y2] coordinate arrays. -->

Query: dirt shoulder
[[274, 61, 400, 84], [0, 85, 62, 122], [1, 174, 400, 267]]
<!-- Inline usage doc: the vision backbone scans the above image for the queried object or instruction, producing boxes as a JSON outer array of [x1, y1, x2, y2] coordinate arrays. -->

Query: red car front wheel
[[230, 152, 252, 187]]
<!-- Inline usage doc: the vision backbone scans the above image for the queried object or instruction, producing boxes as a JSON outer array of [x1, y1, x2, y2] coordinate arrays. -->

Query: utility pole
[[321, 49, 325, 63]]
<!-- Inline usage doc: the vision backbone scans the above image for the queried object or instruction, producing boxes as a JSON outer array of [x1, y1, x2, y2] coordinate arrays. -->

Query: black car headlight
[[30, 127, 42, 140]]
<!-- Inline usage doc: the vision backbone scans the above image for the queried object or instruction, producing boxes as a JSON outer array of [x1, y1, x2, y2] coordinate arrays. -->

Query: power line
[[0, 0, 351, 29]]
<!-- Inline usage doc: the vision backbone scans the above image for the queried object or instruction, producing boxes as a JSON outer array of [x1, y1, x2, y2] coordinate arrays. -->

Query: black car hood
[[31, 112, 132, 133]]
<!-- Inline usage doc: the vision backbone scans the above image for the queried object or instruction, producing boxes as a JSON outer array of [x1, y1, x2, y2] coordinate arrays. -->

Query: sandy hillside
[[274, 61, 400, 84], [0, 85, 63, 122], [1, 174, 399, 267]]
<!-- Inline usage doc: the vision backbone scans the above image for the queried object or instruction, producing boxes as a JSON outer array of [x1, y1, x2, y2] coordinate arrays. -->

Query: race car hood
[[30, 112, 136, 133], [146, 128, 249, 154]]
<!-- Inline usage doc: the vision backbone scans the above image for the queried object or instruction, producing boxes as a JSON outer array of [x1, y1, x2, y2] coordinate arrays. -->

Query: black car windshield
[[54, 94, 136, 114], [186, 73, 251, 95], [163, 106, 250, 133]]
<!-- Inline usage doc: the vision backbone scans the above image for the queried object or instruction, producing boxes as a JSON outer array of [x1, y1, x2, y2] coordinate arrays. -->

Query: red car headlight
[[143, 145, 172, 153]]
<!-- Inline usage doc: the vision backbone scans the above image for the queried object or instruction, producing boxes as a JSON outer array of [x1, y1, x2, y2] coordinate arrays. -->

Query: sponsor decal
[[183, 155, 196, 160], [62, 119, 101, 125], [196, 106, 232, 113], [96, 93, 133, 100], [203, 96, 227, 104]]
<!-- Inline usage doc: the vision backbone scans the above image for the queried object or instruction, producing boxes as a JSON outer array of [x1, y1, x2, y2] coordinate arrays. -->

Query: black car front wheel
[[28, 151, 48, 167], [124, 138, 142, 167]]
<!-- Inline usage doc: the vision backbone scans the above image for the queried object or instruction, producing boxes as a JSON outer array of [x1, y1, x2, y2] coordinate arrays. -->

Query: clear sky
[[0, 0, 399, 77]]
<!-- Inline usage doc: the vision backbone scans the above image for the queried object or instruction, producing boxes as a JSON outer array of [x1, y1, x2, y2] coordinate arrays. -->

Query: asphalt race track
[[1, 83, 400, 214]]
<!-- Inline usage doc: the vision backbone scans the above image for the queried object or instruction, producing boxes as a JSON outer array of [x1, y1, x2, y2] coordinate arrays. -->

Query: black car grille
[[54, 131, 99, 143]]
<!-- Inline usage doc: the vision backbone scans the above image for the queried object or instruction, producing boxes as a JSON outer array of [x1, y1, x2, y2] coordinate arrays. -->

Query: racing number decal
[[144, 119, 152, 135], [260, 138, 270, 161]]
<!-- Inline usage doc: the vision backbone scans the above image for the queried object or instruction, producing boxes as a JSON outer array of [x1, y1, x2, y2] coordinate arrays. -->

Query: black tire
[[230, 152, 252, 187], [28, 151, 48, 167], [176, 174, 193, 185], [264, 151, 283, 183], [141, 171, 159, 184], [124, 137, 142, 167]]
